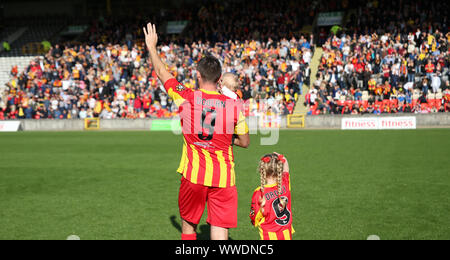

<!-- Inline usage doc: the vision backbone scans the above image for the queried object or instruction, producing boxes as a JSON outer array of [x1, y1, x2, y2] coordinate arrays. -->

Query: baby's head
[[220, 73, 239, 92]]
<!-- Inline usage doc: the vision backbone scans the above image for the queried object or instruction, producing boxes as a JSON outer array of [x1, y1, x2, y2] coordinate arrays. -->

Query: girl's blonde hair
[[259, 153, 287, 211]]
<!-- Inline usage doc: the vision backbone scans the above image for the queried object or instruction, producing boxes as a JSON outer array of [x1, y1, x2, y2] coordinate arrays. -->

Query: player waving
[[144, 23, 250, 240]]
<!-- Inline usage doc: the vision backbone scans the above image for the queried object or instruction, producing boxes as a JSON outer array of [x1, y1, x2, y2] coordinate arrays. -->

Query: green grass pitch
[[0, 129, 449, 240]]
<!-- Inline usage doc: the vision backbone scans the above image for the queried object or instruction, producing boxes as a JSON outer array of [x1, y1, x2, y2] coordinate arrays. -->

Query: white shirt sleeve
[[221, 86, 238, 100]]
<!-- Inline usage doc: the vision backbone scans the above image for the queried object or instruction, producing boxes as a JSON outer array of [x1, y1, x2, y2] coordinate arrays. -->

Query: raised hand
[[143, 23, 158, 51], [143, 22, 174, 84]]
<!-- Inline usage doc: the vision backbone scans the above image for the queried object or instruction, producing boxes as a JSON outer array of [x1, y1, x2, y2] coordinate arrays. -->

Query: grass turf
[[0, 129, 449, 240]]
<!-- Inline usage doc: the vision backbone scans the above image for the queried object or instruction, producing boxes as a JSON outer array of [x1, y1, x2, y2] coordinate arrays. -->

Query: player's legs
[[206, 185, 238, 240], [178, 177, 208, 240], [210, 226, 229, 240], [181, 219, 197, 240]]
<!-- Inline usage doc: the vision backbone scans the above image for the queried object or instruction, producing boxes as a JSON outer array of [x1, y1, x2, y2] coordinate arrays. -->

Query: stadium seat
[[362, 101, 369, 109], [345, 100, 353, 108], [435, 99, 443, 109], [421, 103, 429, 111]]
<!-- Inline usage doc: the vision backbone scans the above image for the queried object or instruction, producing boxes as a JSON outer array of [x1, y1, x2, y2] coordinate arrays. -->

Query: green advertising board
[[150, 119, 182, 132]]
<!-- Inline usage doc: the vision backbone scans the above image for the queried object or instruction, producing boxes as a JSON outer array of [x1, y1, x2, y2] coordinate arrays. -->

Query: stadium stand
[[0, 36, 312, 120], [0, 23, 67, 57], [305, 30, 449, 115], [0, 0, 449, 120], [0, 26, 27, 52], [304, 0, 450, 115], [0, 56, 38, 107]]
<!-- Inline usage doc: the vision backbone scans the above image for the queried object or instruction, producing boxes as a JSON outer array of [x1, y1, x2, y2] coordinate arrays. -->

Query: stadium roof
[[0, 0, 207, 18]]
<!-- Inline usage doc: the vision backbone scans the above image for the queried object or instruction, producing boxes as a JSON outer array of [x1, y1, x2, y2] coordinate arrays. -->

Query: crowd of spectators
[[1, 0, 341, 120], [183, 0, 330, 44], [2, 0, 450, 120], [0, 37, 313, 120], [2, 0, 345, 120], [306, 0, 450, 115]]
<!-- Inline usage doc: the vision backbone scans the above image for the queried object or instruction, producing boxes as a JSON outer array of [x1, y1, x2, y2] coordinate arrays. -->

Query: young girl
[[249, 153, 295, 240]]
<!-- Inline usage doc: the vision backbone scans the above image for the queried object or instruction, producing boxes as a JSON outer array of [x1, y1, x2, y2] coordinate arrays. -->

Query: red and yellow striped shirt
[[164, 78, 248, 188], [250, 172, 295, 240]]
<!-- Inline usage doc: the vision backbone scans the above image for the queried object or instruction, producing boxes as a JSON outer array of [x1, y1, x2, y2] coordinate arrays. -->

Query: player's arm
[[249, 192, 258, 226], [250, 190, 264, 226], [234, 133, 250, 148], [143, 23, 174, 86], [274, 153, 291, 192], [233, 110, 250, 148], [273, 152, 289, 173]]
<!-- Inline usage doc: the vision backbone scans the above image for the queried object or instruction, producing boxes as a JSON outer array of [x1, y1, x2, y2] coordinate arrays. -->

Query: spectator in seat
[[425, 60, 435, 80], [418, 93, 428, 104], [421, 78, 429, 95], [431, 73, 441, 94]]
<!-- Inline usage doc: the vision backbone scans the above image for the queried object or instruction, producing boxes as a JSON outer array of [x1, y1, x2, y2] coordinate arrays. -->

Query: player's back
[[250, 172, 294, 240], [163, 78, 248, 188], [180, 88, 239, 152]]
